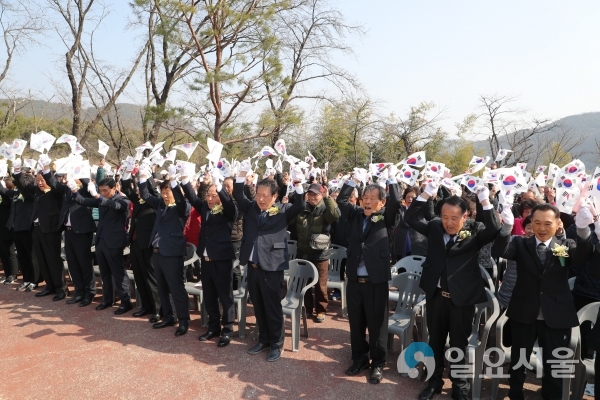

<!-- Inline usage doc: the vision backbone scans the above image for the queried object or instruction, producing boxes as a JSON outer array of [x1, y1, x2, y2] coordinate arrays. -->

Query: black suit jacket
[[406, 199, 501, 307], [492, 233, 593, 329], [337, 182, 401, 284], [121, 178, 157, 245], [73, 189, 130, 249], [182, 181, 236, 261], [140, 181, 190, 257], [234, 181, 305, 271], [0, 184, 34, 232], [14, 172, 62, 233], [0, 188, 12, 240], [45, 173, 96, 234]]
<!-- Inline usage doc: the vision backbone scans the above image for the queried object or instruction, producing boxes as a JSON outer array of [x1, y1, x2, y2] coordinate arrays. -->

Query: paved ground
[[0, 277, 588, 400]]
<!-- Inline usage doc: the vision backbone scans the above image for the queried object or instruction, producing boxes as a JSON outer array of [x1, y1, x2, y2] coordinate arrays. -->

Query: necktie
[[441, 235, 455, 292], [259, 211, 267, 226], [537, 243, 547, 264]]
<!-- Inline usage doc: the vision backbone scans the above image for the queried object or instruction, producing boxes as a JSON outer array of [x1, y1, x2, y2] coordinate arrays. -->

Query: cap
[[308, 183, 323, 194]]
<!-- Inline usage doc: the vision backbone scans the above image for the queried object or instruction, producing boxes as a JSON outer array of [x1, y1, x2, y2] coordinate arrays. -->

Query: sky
[[5, 0, 600, 133]]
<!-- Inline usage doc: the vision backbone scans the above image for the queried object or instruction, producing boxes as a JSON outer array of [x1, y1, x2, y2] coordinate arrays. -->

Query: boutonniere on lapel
[[138, 198, 145, 204], [371, 214, 384, 223], [17, 193, 24, 202], [551, 244, 569, 266], [210, 204, 223, 215], [43, 188, 51, 193], [457, 230, 471, 242], [267, 205, 279, 216]]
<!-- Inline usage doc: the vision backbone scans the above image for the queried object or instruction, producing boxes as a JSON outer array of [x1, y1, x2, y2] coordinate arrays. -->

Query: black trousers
[[248, 266, 285, 349], [64, 230, 96, 299], [130, 240, 160, 314], [95, 239, 130, 305], [201, 259, 235, 333], [32, 226, 65, 293], [347, 279, 389, 368], [13, 230, 38, 283], [0, 239, 18, 277], [508, 319, 570, 400], [152, 252, 190, 321], [426, 290, 474, 394]]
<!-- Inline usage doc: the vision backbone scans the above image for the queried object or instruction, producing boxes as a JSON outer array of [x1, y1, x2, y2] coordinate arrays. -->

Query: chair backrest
[[286, 230, 291, 241], [480, 267, 494, 290], [577, 301, 600, 325], [287, 240, 297, 261], [568, 276, 576, 291], [395, 255, 425, 275], [234, 261, 248, 296], [389, 272, 423, 319], [284, 259, 318, 304], [327, 245, 347, 280], [185, 242, 197, 262], [468, 288, 500, 348]]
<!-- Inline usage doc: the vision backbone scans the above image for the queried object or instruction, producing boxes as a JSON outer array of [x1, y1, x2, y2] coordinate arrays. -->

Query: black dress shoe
[[247, 343, 270, 355], [79, 298, 93, 307], [95, 302, 113, 311], [35, 288, 55, 297], [418, 386, 442, 400], [369, 366, 383, 384], [345, 359, 370, 376], [52, 291, 68, 301], [450, 392, 470, 400], [198, 330, 221, 341], [114, 303, 133, 315], [217, 334, 231, 347], [148, 314, 161, 323], [132, 309, 150, 317], [152, 317, 176, 329], [175, 320, 189, 337], [267, 348, 283, 362], [66, 296, 84, 304]]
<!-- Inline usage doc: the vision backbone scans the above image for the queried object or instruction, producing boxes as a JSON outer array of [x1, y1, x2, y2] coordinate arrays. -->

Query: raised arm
[[384, 182, 401, 229], [138, 180, 161, 210], [181, 181, 206, 212], [171, 183, 191, 219], [218, 187, 238, 222], [337, 181, 361, 222]]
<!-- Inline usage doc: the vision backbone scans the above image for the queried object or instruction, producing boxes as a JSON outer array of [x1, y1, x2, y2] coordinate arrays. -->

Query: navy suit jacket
[[182, 181, 236, 261], [140, 181, 190, 257], [45, 173, 96, 234], [121, 178, 157, 245], [234, 181, 305, 271], [74, 189, 130, 249], [337, 182, 401, 284], [0, 183, 34, 232]]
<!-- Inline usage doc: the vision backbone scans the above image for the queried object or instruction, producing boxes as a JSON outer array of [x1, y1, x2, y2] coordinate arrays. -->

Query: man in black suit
[[14, 156, 67, 301], [121, 173, 161, 322], [138, 165, 191, 336], [0, 166, 38, 291], [405, 181, 500, 400], [45, 171, 97, 306], [234, 160, 306, 362], [0, 176, 18, 284], [181, 167, 237, 346], [72, 177, 132, 315], [336, 172, 401, 384], [492, 202, 594, 400]]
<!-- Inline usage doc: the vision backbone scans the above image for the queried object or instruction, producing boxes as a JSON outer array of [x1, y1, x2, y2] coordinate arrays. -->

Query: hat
[[308, 183, 323, 194]]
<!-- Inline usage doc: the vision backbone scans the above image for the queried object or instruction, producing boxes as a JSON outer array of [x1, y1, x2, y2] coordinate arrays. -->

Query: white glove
[[500, 206, 514, 226], [39, 154, 52, 168], [139, 167, 152, 183], [291, 166, 305, 183], [239, 158, 252, 173], [594, 220, 600, 241], [476, 186, 490, 202], [210, 168, 222, 183], [576, 206, 594, 229], [423, 180, 439, 198], [12, 158, 21, 173], [167, 165, 177, 179], [67, 180, 78, 192], [275, 160, 283, 173], [88, 184, 98, 197], [388, 165, 398, 181]]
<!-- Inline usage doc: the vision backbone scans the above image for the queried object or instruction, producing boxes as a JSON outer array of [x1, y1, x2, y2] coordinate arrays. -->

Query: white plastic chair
[[387, 272, 424, 353], [570, 302, 599, 400], [569, 277, 576, 291], [284, 240, 298, 284], [390, 256, 425, 303], [326, 245, 347, 317], [233, 262, 249, 338], [281, 259, 318, 352]]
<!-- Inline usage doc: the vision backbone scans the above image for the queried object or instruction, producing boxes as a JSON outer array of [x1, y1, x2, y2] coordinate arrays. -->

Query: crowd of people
[[1, 153, 600, 400]]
